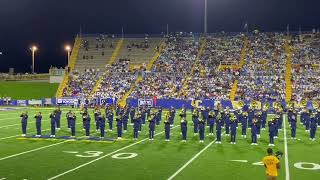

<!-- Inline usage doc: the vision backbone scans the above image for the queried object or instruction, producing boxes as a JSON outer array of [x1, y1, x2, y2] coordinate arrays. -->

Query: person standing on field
[[262, 148, 280, 180]]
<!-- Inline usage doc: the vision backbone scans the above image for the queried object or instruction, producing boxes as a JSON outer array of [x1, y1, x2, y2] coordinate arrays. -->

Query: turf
[[0, 107, 319, 180], [0, 81, 59, 99]]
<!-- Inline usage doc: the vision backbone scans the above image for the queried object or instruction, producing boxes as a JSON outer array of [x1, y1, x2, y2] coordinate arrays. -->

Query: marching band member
[[230, 114, 238, 144], [34, 112, 42, 137], [198, 115, 205, 143], [20, 111, 28, 137], [164, 112, 171, 141]]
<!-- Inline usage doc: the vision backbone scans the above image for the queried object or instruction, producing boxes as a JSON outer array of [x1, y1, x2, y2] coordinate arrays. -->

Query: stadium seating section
[[61, 32, 320, 102]]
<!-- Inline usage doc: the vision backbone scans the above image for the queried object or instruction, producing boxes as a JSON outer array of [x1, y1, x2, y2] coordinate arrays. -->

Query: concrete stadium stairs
[[117, 40, 166, 107], [229, 38, 249, 101], [88, 39, 124, 99], [74, 37, 122, 72], [284, 39, 293, 102], [56, 36, 82, 98]]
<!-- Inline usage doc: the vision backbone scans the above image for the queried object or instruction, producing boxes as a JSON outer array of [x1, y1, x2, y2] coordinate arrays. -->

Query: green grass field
[[0, 107, 319, 180], [0, 81, 59, 99]]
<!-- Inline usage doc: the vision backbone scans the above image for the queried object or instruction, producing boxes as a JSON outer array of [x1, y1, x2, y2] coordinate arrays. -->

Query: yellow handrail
[[88, 39, 124, 99], [284, 38, 292, 102]]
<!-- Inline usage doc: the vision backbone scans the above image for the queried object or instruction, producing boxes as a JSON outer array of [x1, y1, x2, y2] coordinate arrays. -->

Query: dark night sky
[[0, 0, 319, 73]]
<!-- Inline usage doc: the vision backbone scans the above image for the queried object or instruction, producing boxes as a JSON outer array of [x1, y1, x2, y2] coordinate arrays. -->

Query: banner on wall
[[17, 100, 27, 106], [100, 98, 114, 105], [28, 100, 42, 105], [138, 99, 153, 107], [44, 98, 53, 105], [57, 98, 76, 105]]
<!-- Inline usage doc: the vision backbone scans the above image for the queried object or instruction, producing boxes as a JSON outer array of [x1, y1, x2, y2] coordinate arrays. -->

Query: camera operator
[[262, 148, 281, 180]]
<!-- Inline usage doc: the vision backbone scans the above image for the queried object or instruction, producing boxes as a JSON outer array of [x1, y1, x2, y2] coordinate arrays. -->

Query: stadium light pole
[[65, 45, 71, 66], [30, 46, 37, 74], [204, 0, 207, 34]]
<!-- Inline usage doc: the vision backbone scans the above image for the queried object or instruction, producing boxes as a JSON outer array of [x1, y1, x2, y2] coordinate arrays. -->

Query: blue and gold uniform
[[310, 112, 317, 141], [192, 109, 199, 135], [68, 112, 76, 137], [55, 107, 62, 130], [207, 109, 215, 136], [223, 107, 231, 136], [215, 112, 223, 144], [82, 113, 91, 137], [106, 107, 114, 131], [164, 112, 171, 141], [20, 112, 28, 136], [34, 112, 42, 137], [98, 114, 106, 138], [116, 114, 123, 139], [198, 116, 205, 143], [180, 117, 188, 142], [251, 118, 258, 145], [133, 111, 140, 140], [49, 111, 57, 137], [230, 115, 238, 144], [148, 112, 156, 140], [241, 111, 248, 138], [290, 110, 297, 139], [268, 118, 276, 146], [94, 108, 101, 131]]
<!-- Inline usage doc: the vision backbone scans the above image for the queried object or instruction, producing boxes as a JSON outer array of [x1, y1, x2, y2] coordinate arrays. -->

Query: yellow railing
[[108, 38, 124, 65], [225, 38, 248, 101], [229, 80, 238, 101], [56, 36, 81, 98], [88, 39, 124, 99], [118, 76, 142, 107], [284, 39, 292, 102], [178, 38, 207, 98], [146, 40, 166, 71]]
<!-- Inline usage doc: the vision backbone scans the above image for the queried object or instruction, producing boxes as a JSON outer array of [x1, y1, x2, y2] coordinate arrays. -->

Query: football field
[[0, 107, 319, 180]]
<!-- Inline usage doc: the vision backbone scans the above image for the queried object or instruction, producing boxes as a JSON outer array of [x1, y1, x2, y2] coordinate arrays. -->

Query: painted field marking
[[0, 178, 7, 180], [111, 153, 138, 159], [230, 160, 248, 163], [283, 114, 290, 180], [167, 133, 224, 180], [47, 125, 179, 180], [0, 141, 68, 161]]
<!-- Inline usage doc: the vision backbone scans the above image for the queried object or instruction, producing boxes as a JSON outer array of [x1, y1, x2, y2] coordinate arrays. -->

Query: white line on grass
[[0, 141, 68, 161], [47, 125, 179, 180], [0, 128, 51, 141], [283, 114, 290, 180], [167, 133, 224, 180]]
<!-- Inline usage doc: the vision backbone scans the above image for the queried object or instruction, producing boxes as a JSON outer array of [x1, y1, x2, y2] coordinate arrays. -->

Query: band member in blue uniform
[[223, 107, 231, 136], [268, 119, 276, 146], [316, 109, 320, 127], [34, 112, 42, 137], [68, 111, 76, 137], [180, 116, 188, 143], [66, 110, 72, 129], [310, 112, 317, 141], [122, 107, 129, 133], [55, 107, 62, 130], [290, 110, 297, 139], [164, 112, 171, 141], [94, 107, 101, 132], [179, 106, 187, 132], [80, 107, 88, 130], [256, 111, 262, 138], [106, 106, 114, 131], [251, 118, 258, 145], [169, 106, 176, 127], [156, 107, 162, 125], [241, 111, 248, 138], [133, 111, 140, 140], [248, 106, 255, 129], [116, 114, 123, 140], [230, 115, 238, 144], [82, 112, 91, 138], [215, 112, 223, 144], [207, 109, 215, 136], [141, 107, 146, 125], [273, 114, 280, 139], [261, 106, 268, 130], [305, 110, 311, 132], [130, 107, 135, 125], [148, 112, 156, 140], [49, 111, 57, 137], [198, 116, 205, 143], [201, 107, 209, 125], [192, 109, 199, 136], [98, 114, 106, 138], [20, 112, 28, 137]]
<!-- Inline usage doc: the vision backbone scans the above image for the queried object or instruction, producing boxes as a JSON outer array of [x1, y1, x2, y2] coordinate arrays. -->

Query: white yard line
[[283, 114, 290, 180], [167, 133, 224, 180], [47, 125, 179, 180], [0, 128, 51, 141], [0, 141, 69, 161]]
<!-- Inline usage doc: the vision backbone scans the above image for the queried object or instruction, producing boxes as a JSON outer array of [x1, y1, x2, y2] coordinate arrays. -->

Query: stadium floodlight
[[30, 45, 38, 73], [65, 45, 71, 66]]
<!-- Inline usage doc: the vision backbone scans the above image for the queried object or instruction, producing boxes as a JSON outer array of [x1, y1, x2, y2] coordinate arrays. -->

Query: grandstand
[[56, 31, 320, 104]]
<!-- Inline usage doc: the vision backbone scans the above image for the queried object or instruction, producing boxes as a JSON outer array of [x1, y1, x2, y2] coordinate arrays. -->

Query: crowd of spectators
[[291, 34, 320, 100], [63, 68, 100, 98], [180, 35, 243, 100], [236, 33, 286, 101]]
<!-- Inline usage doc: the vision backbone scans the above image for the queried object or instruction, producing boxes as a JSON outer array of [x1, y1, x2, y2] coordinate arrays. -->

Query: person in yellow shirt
[[262, 148, 280, 180]]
